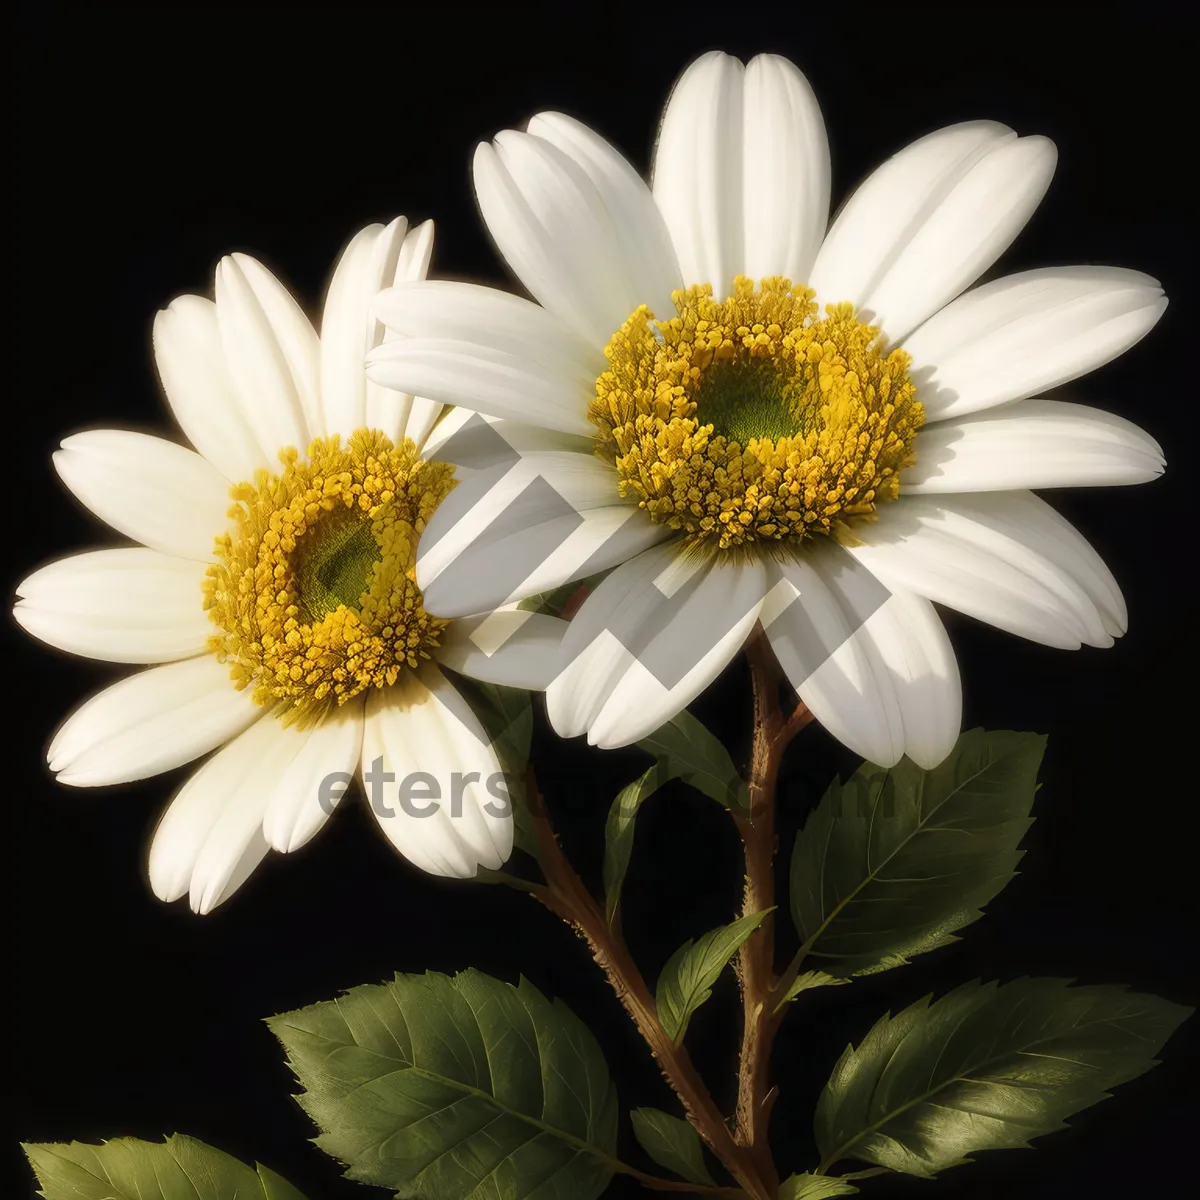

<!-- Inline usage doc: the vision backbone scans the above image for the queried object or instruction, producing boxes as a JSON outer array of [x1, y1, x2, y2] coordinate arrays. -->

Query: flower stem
[[524, 769, 775, 1200], [731, 633, 814, 1191]]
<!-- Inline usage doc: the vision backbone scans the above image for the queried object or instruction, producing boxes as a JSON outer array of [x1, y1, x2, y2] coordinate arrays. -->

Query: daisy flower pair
[[15, 51, 1166, 911]]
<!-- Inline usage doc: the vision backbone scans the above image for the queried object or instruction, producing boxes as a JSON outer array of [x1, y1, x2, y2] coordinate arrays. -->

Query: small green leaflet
[[603, 766, 663, 925], [790, 729, 1043, 978], [22, 1134, 307, 1200], [269, 968, 620, 1200], [637, 709, 750, 813], [779, 1174, 859, 1198], [777, 970, 850, 1008], [656, 909, 772, 1043], [629, 1108, 715, 1186], [815, 977, 1193, 1177]]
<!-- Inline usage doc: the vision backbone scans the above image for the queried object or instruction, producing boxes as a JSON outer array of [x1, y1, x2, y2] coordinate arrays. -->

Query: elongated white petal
[[374, 280, 604, 386], [214, 255, 310, 454], [361, 668, 512, 878], [322, 217, 435, 440], [741, 53, 830, 284], [526, 111, 682, 321], [765, 552, 961, 769], [437, 610, 569, 690], [152, 295, 266, 481], [226, 253, 322, 436], [415, 427, 661, 618], [904, 399, 1164, 493], [48, 655, 259, 786], [13, 548, 210, 663], [148, 710, 278, 905], [546, 543, 768, 747], [258, 699, 365, 854], [53, 430, 231, 561], [474, 127, 671, 347], [652, 51, 746, 300], [846, 493, 1115, 649], [905, 267, 1168, 420], [367, 220, 439, 445], [366, 338, 593, 436], [810, 123, 1056, 342]]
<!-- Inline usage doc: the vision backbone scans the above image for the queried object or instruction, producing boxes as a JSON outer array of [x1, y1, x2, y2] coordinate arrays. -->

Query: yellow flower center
[[590, 276, 923, 552], [203, 429, 455, 724]]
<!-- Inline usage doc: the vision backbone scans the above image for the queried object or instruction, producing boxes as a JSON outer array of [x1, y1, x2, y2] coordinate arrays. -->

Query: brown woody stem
[[731, 632, 814, 1191], [525, 769, 775, 1200]]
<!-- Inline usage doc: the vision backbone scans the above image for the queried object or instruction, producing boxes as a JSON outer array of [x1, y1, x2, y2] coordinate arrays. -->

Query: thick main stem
[[526, 773, 774, 1200], [732, 634, 813, 1190]]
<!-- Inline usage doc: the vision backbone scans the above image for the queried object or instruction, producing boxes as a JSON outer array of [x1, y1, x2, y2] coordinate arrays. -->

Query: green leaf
[[790, 729, 1043, 978], [779, 1174, 859, 1198], [603, 766, 666, 924], [22, 1134, 307, 1199], [777, 970, 850, 1007], [656, 910, 773, 1043], [815, 977, 1193, 1178], [517, 580, 587, 616], [637, 709, 749, 812], [629, 1107, 715, 1186], [269, 968, 619, 1200]]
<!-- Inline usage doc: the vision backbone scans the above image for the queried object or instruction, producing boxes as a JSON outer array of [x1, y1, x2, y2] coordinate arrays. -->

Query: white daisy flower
[[365, 51, 1166, 769], [14, 218, 566, 913]]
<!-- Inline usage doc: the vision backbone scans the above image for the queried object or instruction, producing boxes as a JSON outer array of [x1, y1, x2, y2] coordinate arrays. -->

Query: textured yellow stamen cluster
[[591, 277, 923, 551], [203, 429, 454, 724]]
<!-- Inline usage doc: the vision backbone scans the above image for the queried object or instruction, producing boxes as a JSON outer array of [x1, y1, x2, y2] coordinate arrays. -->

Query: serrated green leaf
[[629, 1107, 715, 1186], [790, 729, 1043, 978], [257, 1165, 309, 1200], [637, 709, 749, 812], [779, 1174, 859, 1198], [22, 1134, 307, 1199], [603, 766, 667, 925], [778, 970, 851, 1007], [269, 968, 619, 1200], [656, 909, 772, 1043], [815, 977, 1193, 1177]]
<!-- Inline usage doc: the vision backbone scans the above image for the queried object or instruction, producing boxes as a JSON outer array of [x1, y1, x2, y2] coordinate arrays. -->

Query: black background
[[10, 5, 1196, 1197]]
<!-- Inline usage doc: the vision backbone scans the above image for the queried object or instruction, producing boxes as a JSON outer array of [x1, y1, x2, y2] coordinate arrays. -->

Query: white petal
[[148, 710, 298, 913], [152, 295, 266, 481], [809, 122, 1055, 343], [374, 280, 604, 386], [777, 572, 962, 770], [525, 111, 682, 320], [651, 50, 746, 299], [546, 543, 768, 747], [437, 610, 569, 690], [846, 494, 1114, 649], [415, 427, 657, 617], [54, 430, 231, 561], [323, 217, 428, 439], [226, 252, 322, 436], [259, 699, 365, 854], [361, 668, 512, 878], [741, 53, 830, 284], [13, 548, 210, 663], [474, 128, 664, 346], [904, 398, 1164, 493], [366, 221, 437, 444], [366, 338, 593, 436], [48, 655, 260, 786], [214, 255, 310, 454], [905, 267, 1167, 420]]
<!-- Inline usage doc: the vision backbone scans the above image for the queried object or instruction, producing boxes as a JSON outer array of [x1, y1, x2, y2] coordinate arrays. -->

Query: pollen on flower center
[[203, 429, 455, 723], [589, 276, 923, 552]]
